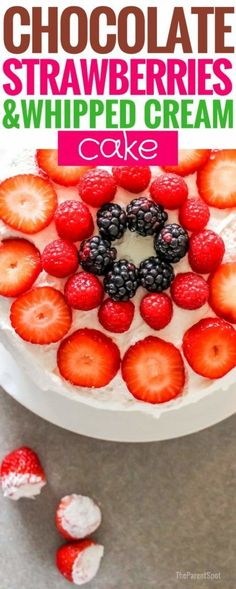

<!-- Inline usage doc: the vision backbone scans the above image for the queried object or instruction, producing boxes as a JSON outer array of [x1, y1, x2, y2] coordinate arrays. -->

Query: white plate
[[0, 343, 236, 442]]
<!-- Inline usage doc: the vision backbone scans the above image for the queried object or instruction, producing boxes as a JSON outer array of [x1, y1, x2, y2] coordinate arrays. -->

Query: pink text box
[[58, 131, 178, 167]]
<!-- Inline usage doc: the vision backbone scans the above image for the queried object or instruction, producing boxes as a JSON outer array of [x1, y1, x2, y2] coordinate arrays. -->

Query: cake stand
[[0, 343, 235, 442]]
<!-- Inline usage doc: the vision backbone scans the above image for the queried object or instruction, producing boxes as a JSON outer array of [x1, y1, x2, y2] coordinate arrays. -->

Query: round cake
[[0, 147, 235, 418]]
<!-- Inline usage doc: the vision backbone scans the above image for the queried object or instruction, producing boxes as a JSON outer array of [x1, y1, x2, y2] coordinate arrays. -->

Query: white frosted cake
[[0, 148, 235, 417]]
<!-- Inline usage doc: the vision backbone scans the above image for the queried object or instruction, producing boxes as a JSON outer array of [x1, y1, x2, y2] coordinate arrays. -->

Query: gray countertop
[[0, 388, 236, 589]]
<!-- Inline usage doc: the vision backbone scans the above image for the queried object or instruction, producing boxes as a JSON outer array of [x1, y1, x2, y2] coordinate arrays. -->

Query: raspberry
[[179, 198, 210, 232], [171, 272, 209, 310], [150, 173, 188, 210], [42, 239, 78, 278], [112, 166, 151, 193], [79, 169, 117, 207], [98, 298, 135, 333], [55, 200, 94, 242], [189, 230, 225, 274], [140, 293, 173, 330], [64, 272, 104, 310]]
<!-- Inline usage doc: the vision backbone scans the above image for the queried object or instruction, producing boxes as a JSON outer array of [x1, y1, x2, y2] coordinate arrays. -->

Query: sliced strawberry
[[183, 317, 236, 379], [197, 150, 236, 208], [0, 174, 57, 234], [36, 149, 94, 186], [0, 239, 41, 297], [163, 149, 211, 176], [209, 263, 236, 323], [57, 328, 120, 388], [121, 337, 185, 404], [10, 286, 72, 345]]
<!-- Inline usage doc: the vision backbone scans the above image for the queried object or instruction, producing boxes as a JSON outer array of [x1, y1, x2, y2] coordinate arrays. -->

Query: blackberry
[[154, 223, 189, 263], [97, 203, 127, 242], [79, 236, 117, 276], [126, 197, 168, 237], [104, 259, 139, 301], [139, 257, 174, 293]]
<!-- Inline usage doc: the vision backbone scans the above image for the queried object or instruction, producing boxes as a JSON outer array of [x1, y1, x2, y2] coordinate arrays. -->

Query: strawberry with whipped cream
[[56, 540, 104, 586], [0, 446, 46, 500], [56, 494, 102, 540]]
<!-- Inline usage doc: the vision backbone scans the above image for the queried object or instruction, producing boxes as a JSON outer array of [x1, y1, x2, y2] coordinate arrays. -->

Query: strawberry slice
[[10, 286, 72, 344], [121, 337, 185, 404], [197, 150, 236, 208], [0, 174, 57, 234], [0, 239, 41, 297], [163, 149, 211, 176], [36, 149, 94, 186], [209, 262, 236, 323], [57, 328, 120, 388], [183, 317, 236, 379]]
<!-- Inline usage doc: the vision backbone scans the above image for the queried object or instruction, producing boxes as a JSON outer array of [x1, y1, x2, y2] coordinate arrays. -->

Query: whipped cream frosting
[[72, 544, 104, 586], [58, 494, 102, 539], [1, 471, 46, 500], [0, 148, 235, 418]]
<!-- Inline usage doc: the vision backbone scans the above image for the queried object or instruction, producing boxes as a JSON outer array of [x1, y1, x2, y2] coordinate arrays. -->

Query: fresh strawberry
[[0, 174, 57, 234], [171, 273, 209, 310], [36, 149, 94, 186], [112, 166, 151, 193], [56, 540, 104, 585], [183, 318, 236, 379], [42, 239, 78, 278], [121, 337, 185, 403], [98, 298, 135, 333], [179, 197, 210, 232], [188, 230, 225, 274], [149, 173, 188, 210], [140, 293, 173, 330], [197, 150, 236, 208], [0, 446, 46, 500], [79, 169, 117, 207], [55, 200, 94, 242], [209, 262, 236, 323], [57, 328, 120, 387], [163, 149, 211, 176], [10, 286, 72, 344], [55, 494, 102, 540], [65, 272, 104, 310], [0, 239, 41, 297]]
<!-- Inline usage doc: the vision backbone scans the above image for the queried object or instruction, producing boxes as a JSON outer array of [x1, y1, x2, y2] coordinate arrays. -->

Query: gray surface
[[0, 389, 236, 589]]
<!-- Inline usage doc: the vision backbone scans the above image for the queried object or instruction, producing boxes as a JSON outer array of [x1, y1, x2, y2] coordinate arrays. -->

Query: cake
[[0, 147, 235, 417]]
